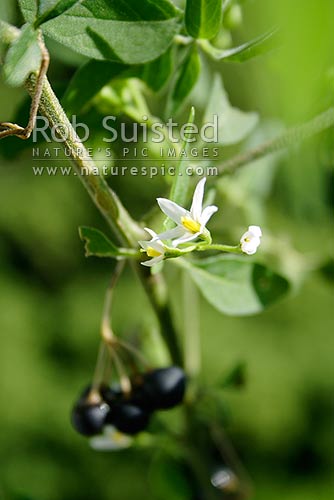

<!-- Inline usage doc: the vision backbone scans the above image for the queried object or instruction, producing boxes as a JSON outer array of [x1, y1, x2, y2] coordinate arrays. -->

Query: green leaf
[[140, 46, 174, 92], [167, 46, 201, 116], [185, 0, 222, 39], [79, 226, 119, 257], [177, 255, 290, 316], [36, 0, 80, 26], [2, 23, 41, 87], [203, 73, 258, 145], [19, 0, 181, 65], [62, 60, 128, 114], [200, 28, 278, 62]]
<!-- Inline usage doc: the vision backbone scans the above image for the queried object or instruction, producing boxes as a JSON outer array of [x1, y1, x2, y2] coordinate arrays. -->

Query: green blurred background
[[0, 0, 333, 499]]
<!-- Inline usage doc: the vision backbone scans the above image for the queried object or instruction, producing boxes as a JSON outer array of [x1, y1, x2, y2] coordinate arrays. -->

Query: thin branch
[[101, 261, 126, 342], [116, 339, 151, 368], [218, 107, 334, 175], [90, 340, 110, 403], [107, 344, 131, 395]]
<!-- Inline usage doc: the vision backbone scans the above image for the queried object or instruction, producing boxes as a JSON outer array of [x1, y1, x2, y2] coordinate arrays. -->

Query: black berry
[[100, 384, 122, 405], [71, 401, 110, 437], [142, 366, 186, 410], [112, 403, 150, 435]]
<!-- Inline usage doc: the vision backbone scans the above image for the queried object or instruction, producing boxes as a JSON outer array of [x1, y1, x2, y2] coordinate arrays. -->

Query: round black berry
[[71, 401, 110, 437], [113, 403, 150, 435], [142, 366, 186, 410], [100, 384, 123, 406]]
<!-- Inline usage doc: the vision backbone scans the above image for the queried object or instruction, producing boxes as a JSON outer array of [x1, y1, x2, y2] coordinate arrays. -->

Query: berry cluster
[[71, 366, 186, 437]]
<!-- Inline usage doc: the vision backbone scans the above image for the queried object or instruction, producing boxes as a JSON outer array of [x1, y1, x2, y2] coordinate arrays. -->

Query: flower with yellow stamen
[[139, 228, 166, 267], [154, 177, 218, 247], [240, 225, 262, 255]]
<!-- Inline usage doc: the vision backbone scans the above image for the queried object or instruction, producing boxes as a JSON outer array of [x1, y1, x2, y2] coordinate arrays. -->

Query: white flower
[[155, 177, 218, 247], [240, 225, 262, 255], [139, 228, 166, 267], [90, 425, 132, 451]]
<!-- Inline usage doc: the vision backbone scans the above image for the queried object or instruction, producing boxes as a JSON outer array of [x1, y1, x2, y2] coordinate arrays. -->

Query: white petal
[[190, 177, 206, 221], [248, 225, 262, 238], [200, 205, 218, 227], [139, 240, 163, 252], [141, 255, 164, 267], [157, 198, 188, 224], [139, 228, 161, 250], [90, 426, 132, 451], [144, 227, 158, 239], [172, 231, 201, 247], [240, 235, 261, 255], [155, 226, 186, 241], [240, 230, 252, 242], [138, 240, 150, 250], [241, 244, 256, 255], [149, 240, 165, 252]]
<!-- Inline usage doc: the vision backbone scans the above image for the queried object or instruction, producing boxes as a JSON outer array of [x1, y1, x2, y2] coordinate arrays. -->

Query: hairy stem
[[25, 74, 141, 246]]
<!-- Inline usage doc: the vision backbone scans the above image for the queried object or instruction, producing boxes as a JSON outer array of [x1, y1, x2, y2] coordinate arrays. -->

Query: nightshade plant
[[0, 1, 333, 498]]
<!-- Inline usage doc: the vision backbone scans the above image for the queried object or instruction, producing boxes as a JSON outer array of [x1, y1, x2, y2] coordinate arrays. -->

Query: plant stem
[[217, 107, 334, 175], [91, 341, 110, 393], [25, 73, 142, 246], [0, 20, 183, 367], [101, 261, 125, 342], [26, 74, 183, 365], [135, 265, 183, 366], [183, 270, 201, 378], [199, 244, 242, 254]]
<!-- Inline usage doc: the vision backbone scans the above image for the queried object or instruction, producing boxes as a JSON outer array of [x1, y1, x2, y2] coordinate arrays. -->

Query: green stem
[[199, 244, 242, 254], [135, 265, 183, 366], [118, 248, 142, 258], [183, 270, 201, 378], [26, 73, 141, 247]]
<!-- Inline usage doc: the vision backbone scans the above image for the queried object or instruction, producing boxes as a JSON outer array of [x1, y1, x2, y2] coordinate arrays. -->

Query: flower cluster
[[139, 177, 262, 266]]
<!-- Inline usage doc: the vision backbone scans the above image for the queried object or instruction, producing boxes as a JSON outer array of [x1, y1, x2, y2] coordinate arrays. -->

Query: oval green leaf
[[3, 23, 41, 87], [79, 226, 119, 257], [203, 73, 258, 145], [19, 0, 181, 64], [36, 0, 80, 26], [185, 0, 222, 39], [167, 46, 201, 116], [177, 255, 290, 316], [140, 46, 174, 92], [62, 60, 128, 114]]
